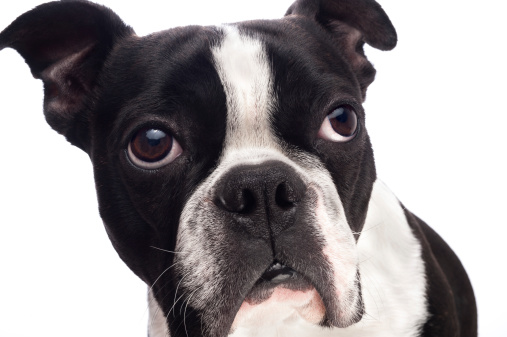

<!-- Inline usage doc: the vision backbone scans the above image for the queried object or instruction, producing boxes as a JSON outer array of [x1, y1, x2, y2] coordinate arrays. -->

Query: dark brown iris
[[130, 128, 172, 163], [328, 105, 358, 137]]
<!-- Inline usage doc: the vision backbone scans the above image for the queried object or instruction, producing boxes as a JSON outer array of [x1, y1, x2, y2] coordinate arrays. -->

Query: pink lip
[[231, 286, 326, 331]]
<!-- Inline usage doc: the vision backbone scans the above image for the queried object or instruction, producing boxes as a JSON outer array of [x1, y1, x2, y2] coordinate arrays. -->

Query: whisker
[[358, 255, 374, 265], [150, 259, 184, 291], [145, 260, 185, 330], [168, 292, 186, 318], [147, 287, 165, 335], [147, 280, 181, 334], [352, 221, 384, 236], [358, 263, 383, 321], [150, 245, 184, 254], [167, 271, 191, 320], [184, 289, 199, 337]]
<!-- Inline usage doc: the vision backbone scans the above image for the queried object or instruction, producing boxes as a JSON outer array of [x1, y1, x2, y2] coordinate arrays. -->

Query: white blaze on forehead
[[212, 25, 276, 151]]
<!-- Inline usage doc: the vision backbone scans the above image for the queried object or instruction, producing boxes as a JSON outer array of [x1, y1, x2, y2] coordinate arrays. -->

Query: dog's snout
[[213, 161, 306, 237]]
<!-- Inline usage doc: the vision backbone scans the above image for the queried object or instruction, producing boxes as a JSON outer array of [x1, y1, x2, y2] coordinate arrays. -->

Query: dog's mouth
[[260, 262, 296, 283], [230, 261, 327, 332], [245, 261, 313, 301], [255, 262, 300, 292]]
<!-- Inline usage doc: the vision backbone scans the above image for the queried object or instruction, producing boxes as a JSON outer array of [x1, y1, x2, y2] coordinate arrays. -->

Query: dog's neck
[[147, 180, 427, 337]]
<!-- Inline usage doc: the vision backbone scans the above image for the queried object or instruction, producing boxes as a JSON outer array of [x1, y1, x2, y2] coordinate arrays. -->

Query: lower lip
[[231, 286, 326, 331]]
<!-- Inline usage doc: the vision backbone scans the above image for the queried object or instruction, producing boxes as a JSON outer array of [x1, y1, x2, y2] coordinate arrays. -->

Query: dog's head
[[0, 0, 396, 336]]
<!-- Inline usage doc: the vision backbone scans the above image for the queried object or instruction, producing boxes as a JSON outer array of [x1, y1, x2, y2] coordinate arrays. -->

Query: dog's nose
[[213, 160, 306, 237]]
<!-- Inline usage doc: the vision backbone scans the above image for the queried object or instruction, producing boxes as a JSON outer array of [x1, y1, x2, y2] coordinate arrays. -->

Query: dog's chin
[[229, 263, 361, 334], [231, 286, 326, 333]]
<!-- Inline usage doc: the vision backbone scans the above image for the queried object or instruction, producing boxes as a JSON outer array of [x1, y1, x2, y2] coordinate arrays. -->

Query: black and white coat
[[0, 0, 476, 336]]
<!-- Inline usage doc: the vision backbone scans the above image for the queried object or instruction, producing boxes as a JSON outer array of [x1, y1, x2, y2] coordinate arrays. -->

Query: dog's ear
[[286, 0, 397, 99], [0, 0, 134, 151]]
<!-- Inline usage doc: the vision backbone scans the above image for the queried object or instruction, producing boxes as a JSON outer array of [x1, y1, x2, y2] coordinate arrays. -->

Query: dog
[[0, 0, 477, 336]]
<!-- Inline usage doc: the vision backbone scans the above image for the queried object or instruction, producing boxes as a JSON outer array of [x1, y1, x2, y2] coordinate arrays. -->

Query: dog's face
[[0, 0, 396, 336]]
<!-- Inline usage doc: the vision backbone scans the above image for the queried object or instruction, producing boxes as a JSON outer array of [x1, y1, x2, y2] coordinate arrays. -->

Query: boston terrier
[[0, 0, 477, 336]]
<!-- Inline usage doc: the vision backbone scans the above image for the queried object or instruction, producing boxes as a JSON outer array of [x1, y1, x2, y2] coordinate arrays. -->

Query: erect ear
[[286, 0, 397, 100], [0, 0, 134, 151]]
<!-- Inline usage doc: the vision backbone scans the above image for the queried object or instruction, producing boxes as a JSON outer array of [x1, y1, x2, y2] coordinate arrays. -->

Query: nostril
[[238, 189, 256, 214], [275, 182, 296, 209], [216, 188, 257, 214]]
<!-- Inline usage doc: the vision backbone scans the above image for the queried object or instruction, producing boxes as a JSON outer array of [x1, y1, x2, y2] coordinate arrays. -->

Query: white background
[[0, 0, 505, 336]]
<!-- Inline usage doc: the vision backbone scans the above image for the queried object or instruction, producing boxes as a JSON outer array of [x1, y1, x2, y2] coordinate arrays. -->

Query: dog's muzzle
[[173, 158, 363, 335]]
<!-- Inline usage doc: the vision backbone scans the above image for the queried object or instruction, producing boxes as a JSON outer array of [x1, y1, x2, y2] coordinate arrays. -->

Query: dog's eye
[[318, 105, 358, 142], [128, 127, 182, 169]]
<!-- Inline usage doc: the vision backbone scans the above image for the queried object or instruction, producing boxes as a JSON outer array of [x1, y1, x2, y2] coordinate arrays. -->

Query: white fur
[[212, 25, 275, 151]]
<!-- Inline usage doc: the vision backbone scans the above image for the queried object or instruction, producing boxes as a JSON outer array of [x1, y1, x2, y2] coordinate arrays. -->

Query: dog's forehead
[[107, 19, 358, 101], [104, 20, 361, 147]]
